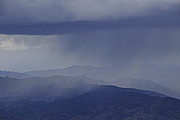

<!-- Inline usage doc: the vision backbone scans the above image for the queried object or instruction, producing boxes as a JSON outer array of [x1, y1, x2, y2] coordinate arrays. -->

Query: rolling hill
[[0, 85, 180, 120]]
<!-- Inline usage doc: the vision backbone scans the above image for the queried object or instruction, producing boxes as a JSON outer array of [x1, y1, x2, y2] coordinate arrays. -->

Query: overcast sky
[[0, 0, 180, 23], [0, 0, 180, 72]]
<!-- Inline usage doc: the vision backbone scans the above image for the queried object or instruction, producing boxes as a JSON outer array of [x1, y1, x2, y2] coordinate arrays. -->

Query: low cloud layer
[[0, 0, 180, 24]]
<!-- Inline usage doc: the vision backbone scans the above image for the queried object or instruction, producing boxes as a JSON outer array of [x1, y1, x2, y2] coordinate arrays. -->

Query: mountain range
[[1, 64, 180, 99], [0, 75, 98, 101], [0, 74, 180, 119], [0, 85, 180, 120], [2, 64, 180, 89]]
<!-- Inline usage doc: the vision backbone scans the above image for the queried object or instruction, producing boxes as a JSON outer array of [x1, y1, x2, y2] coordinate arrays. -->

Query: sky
[[0, 0, 180, 23], [0, 0, 180, 72]]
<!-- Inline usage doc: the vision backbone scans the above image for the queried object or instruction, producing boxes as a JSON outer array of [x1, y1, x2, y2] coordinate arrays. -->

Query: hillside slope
[[0, 86, 180, 120]]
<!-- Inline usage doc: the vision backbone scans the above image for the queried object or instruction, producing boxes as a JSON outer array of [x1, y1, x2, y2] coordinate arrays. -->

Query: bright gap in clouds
[[0, 35, 59, 51], [0, 38, 29, 51]]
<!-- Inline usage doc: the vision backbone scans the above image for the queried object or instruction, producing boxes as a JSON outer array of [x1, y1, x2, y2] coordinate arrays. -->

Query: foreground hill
[[0, 86, 180, 120], [110, 78, 180, 99]]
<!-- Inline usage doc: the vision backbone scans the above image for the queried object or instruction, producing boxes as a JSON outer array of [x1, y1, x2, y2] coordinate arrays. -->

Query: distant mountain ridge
[[24, 64, 180, 89], [0, 70, 30, 79], [0, 75, 167, 99], [23, 64, 180, 99], [2, 64, 180, 90], [1, 67, 180, 99], [0, 75, 99, 101]]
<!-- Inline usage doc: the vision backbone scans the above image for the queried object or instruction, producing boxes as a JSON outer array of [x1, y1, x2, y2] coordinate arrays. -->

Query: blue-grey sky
[[0, 0, 180, 24], [0, 0, 180, 72]]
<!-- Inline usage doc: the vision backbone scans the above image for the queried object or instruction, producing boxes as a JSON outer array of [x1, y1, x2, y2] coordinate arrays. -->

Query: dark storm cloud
[[0, 0, 179, 35], [0, 12, 180, 35], [0, 4, 179, 35], [0, 0, 180, 24]]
